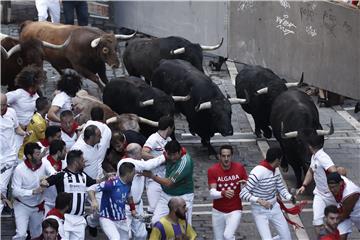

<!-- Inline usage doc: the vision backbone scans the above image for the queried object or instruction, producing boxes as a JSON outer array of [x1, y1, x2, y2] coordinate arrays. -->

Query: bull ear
[[91, 37, 101, 48]]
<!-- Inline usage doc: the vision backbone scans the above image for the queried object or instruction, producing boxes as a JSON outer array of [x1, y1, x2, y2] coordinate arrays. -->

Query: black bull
[[151, 59, 247, 155], [270, 90, 333, 187]]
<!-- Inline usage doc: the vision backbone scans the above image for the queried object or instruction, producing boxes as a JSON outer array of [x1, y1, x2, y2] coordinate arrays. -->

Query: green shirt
[[163, 153, 194, 196]]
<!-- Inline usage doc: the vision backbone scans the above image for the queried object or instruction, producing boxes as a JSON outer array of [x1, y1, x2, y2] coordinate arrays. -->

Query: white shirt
[[340, 176, 360, 218], [42, 155, 64, 206], [117, 155, 165, 203], [50, 91, 72, 126], [12, 159, 56, 206], [61, 130, 78, 151], [6, 88, 39, 126], [0, 107, 19, 164], [143, 132, 170, 177], [310, 148, 335, 198]]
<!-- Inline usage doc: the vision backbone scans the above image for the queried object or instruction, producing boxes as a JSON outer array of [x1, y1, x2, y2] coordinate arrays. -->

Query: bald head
[[168, 197, 185, 211], [126, 143, 142, 160]]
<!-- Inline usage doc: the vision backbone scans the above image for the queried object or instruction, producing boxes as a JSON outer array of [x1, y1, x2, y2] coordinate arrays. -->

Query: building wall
[[114, 1, 359, 99]]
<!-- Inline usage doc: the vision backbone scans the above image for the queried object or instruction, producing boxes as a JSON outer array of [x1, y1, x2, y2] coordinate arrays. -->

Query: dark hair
[[42, 218, 59, 232], [24, 142, 41, 158], [35, 97, 48, 112], [165, 140, 181, 154], [66, 150, 83, 166], [55, 192, 72, 211], [158, 116, 174, 130], [324, 205, 338, 217], [84, 125, 98, 141], [90, 107, 104, 121], [57, 69, 82, 97], [15, 65, 45, 90], [219, 145, 233, 155], [304, 133, 324, 150], [118, 162, 135, 177], [111, 131, 126, 145], [49, 139, 66, 155], [266, 147, 283, 163], [327, 172, 343, 184], [60, 110, 74, 119], [45, 126, 61, 139]]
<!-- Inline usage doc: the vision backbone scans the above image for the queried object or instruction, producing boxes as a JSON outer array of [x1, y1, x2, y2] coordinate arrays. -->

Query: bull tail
[[19, 20, 32, 34]]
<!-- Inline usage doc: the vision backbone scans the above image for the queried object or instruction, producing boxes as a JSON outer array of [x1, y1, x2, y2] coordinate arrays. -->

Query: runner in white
[[142, 116, 174, 213]]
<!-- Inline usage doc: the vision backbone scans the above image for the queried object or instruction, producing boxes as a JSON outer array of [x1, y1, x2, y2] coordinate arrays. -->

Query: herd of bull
[[1, 21, 336, 186]]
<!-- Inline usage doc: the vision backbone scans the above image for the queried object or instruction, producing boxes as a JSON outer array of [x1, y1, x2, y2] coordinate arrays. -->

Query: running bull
[[123, 36, 223, 83], [103, 76, 190, 137], [1, 34, 70, 90], [235, 64, 302, 138], [151, 59, 247, 155], [19, 21, 136, 90], [270, 89, 334, 187]]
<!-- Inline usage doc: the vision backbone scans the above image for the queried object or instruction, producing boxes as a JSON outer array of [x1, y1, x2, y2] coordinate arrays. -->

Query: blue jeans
[[62, 1, 88, 26]]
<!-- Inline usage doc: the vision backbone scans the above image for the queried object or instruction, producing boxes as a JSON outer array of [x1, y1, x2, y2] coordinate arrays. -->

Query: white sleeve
[[44, 160, 57, 176], [9, 108, 19, 128], [51, 93, 65, 108], [143, 134, 156, 150], [5, 90, 18, 106], [87, 183, 99, 192], [11, 167, 33, 197], [99, 124, 112, 150], [319, 155, 335, 171], [209, 188, 223, 200], [137, 155, 166, 171]]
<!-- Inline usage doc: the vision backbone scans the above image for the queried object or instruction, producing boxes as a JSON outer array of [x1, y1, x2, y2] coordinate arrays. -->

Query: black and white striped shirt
[[46, 168, 96, 215], [240, 166, 292, 204]]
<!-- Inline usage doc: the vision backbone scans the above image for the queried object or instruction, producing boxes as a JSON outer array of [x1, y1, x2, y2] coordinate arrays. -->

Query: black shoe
[[88, 226, 98, 237]]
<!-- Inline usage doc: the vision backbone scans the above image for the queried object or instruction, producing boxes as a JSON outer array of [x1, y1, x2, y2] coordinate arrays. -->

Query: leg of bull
[[73, 64, 106, 91], [201, 138, 217, 156], [262, 126, 272, 139]]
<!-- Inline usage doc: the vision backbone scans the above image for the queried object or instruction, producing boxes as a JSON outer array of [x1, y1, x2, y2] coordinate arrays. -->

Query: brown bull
[[72, 90, 158, 131], [19, 21, 136, 90], [1, 35, 70, 90]]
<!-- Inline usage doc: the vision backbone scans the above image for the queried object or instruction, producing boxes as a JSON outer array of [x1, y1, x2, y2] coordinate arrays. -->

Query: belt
[[15, 198, 45, 212]]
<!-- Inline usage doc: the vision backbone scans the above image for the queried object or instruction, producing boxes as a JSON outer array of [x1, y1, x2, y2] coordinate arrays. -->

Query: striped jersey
[[46, 168, 96, 215], [150, 216, 197, 240], [240, 164, 292, 204], [89, 176, 131, 221]]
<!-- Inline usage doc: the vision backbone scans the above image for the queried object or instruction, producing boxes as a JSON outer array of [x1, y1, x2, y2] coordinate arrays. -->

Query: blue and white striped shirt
[[95, 177, 131, 221]]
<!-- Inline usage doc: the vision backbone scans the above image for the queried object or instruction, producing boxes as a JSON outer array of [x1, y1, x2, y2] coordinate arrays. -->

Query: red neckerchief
[[62, 122, 79, 137], [47, 155, 62, 171], [259, 160, 275, 173], [40, 139, 50, 147], [24, 159, 42, 171], [46, 208, 64, 220], [277, 198, 308, 229], [335, 182, 346, 203]]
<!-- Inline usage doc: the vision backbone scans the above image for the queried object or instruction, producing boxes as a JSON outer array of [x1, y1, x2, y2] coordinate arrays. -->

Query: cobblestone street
[[1, 22, 360, 239]]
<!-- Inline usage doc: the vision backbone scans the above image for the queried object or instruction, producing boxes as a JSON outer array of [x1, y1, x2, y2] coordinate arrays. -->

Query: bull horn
[[285, 72, 304, 88], [114, 31, 137, 40], [42, 33, 72, 49], [229, 90, 249, 104], [1, 44, 21, 59], [91, 37, 101, 48], [138, 117, 159, 127], [106, 116, 118, 124], [172, 95, 191, 102], [195, 101, 212, 112], [139, 99, 154, 107], [281, 122, 298, 139], [170, 47, 185, 55], [200, 38, 223, 51], [316, 119, 334, 136], [256, 86, 268, 95]]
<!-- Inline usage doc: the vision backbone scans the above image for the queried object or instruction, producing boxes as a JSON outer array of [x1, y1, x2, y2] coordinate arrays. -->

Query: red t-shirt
[[319, 229, 340, 240], [207, 162, 248, 213]]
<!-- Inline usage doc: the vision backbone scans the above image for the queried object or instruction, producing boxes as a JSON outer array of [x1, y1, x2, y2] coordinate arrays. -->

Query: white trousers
[[126, 200, 147, 240], [100, 217, 129, 240], [152, 191, 194, 225], [63, 214, 86, 240], [146, 180, 163, 213], [312, 194, 337, 226], [12, 201, 43, 240], [35, 0, 60, 23], [338, 216, 360, 235], [251, 202, 291, 240], [0, 159, 16, 214], [212, 208, 242, 240]]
